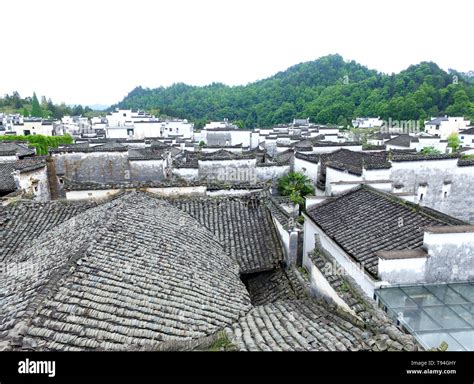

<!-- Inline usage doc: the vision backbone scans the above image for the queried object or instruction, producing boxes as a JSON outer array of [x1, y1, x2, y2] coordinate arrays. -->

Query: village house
[[0, 158, 50, 201], [460, 126, 474, 147], [294, 143, 474, 224], [301, 185, 474, 350], [424, 116, 470, 139], [352, 117, 384, 128]]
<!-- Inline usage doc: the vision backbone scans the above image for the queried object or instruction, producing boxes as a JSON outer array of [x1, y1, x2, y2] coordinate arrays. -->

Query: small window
[[88, 192, 93, 196], [419, 193, 424, 201], [58, 178, 64, 185], [444, 191, 448, 199]]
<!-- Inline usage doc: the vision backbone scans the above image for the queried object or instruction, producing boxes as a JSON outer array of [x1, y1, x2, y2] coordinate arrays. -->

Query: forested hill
[[113, 54, 474, 128]]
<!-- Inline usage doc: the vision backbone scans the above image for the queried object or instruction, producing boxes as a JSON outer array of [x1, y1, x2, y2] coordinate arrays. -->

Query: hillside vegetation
[[113, 54, 474, 128]]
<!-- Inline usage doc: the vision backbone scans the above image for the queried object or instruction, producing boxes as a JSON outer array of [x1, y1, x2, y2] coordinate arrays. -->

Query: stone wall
[[391, 159, 474, 224], [129, 159, 164, 181], [52, 152, 168, 184], [15, 167, 51, 202], [424, 230, 474, 283]]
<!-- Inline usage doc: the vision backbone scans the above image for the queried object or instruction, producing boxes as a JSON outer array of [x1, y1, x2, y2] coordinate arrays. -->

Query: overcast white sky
[[1, 0, 472, 106]]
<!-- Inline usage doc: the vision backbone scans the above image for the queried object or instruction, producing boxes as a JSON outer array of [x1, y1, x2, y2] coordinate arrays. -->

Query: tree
[[31, 92, 43, 117], [277, 172, 315, 215], [447, 132, 461, 151], [0, 134, 73, 155]]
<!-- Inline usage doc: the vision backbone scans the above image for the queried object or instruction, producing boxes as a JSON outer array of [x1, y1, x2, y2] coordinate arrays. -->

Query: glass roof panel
[[375, 282, 474, 351], [449, 304, 474, 327], [416, 331, 465, 351], [426, 285, 469, 305], [376, 287, 417, 308]]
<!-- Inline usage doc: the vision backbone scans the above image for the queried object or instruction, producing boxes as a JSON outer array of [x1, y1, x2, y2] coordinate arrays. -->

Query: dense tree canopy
[[113, 54, 474, 128], [0, 93, 97, 119]]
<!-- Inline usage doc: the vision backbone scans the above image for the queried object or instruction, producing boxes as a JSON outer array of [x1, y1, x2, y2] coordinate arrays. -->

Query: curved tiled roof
[[0, 192, 251, 351], [0, 142, 36, 158], [0, 199, 99, 262], [225, 299, 380, 351], [170, 196, 284, 273]]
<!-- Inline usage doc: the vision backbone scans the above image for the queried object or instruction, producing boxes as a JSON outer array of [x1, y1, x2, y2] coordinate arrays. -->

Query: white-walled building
[[302, 186, 472, 299], [460, 127, 474, 147], [352, 117, 384, 128], [203, 119, 238, 130], [424, 116, 470, 139], [103, 109, 194, 139]]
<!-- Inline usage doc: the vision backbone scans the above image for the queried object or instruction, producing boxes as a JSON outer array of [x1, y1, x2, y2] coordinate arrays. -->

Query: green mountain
[[113, 54, 474, 128]]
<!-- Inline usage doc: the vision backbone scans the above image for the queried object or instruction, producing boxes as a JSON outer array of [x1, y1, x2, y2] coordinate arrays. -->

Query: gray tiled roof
[[244, 269, 302, 306], [127, 148, 166, 161], [0, 159, 47, 193], [0, 192, 251, 351], [0, 162, 16, 192], [317, 149, 390, 189], [51, 142, 127, 153], [391, 153, 459, 162], [425, 117, 449, 125], [170, 196, 284, 274], [385, 134, 417, 147], [0, 199, 101, 262], [0, 142, 35, 157], [295, 152, 320, 163], [225, 299, 382, 351], [305, 186, 465, 277]]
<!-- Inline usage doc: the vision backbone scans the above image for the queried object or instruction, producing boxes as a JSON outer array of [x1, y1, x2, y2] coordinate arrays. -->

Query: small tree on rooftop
[[278, 172, 315, 215], [447, 132, 461, 152]]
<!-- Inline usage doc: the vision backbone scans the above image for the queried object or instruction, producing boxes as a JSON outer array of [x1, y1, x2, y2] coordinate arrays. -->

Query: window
[[419, 193, 424, 201], [442, 182, 451, 199]]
